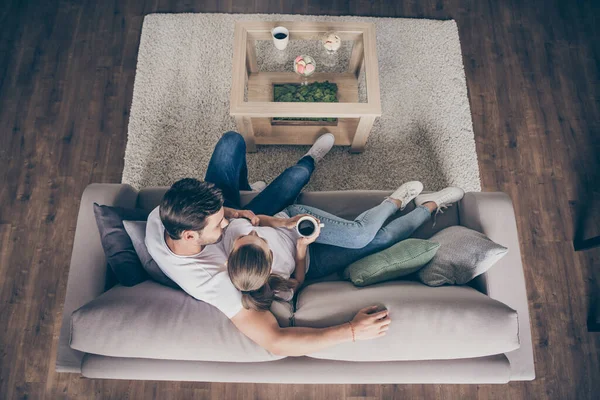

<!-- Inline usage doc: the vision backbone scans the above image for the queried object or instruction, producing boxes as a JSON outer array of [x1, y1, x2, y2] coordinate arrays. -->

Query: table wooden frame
[[230, 21, 381, 153]]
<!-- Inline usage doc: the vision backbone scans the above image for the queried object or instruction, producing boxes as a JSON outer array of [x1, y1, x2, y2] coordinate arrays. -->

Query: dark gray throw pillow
[[93, 203, 151, 286], [417, 226, 508, 286], [122, 220, 179, 289]]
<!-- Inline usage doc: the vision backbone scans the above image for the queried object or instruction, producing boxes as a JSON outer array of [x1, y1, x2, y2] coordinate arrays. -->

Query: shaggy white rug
[[122, 13, 481, 192]]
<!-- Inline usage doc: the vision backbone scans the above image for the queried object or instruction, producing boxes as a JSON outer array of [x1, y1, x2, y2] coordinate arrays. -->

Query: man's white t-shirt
[[145, 206, 244, 318], [145, 208, 308, 319]]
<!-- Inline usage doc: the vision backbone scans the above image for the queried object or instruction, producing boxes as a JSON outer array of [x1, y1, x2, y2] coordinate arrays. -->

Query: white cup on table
[[271, 26, 289, 50]]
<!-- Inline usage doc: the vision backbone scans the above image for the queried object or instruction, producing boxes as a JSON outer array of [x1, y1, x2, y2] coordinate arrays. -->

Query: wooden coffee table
[[230, 21, 381, 153]]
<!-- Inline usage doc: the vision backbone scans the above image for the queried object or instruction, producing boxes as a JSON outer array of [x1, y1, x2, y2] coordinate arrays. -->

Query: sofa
[[56, 183, 535, 383]]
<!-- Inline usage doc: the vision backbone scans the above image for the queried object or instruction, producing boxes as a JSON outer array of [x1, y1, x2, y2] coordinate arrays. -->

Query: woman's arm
[[257, 214, 287, 228], [259, 213, 317, 229], [292, 243, 308, 286], [292, 224, 320, 288]]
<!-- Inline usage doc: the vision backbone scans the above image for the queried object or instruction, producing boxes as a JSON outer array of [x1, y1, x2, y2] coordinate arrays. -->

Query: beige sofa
[[56, 184, 535, 383]]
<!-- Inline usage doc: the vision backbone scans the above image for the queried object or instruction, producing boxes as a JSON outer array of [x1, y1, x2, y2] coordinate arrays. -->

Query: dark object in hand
[[298, 220, 316, 236]]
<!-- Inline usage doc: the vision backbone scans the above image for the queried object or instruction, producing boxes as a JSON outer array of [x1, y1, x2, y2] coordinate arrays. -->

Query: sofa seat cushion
[[70, 281, 292, 362], [294, 281, 519, 362]]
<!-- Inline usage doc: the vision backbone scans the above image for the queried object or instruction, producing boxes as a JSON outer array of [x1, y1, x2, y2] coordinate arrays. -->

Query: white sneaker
[[389, 181, 423, 210], [250, 181, 267, 192], [415, 187, 465, 211], [304, 132, 335, 163]]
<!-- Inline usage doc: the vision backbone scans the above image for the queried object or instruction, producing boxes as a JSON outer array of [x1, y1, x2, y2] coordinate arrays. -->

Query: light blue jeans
[[284, 202, 432, 279], [285, 199, 401, 249]]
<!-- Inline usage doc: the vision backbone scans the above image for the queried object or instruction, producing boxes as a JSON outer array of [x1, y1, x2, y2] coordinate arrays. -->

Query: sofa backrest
[[136, 188, 460, 241]]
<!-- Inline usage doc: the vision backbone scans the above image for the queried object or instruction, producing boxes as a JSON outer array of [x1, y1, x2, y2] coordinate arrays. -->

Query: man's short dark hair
[[160, 178, 224, 240]]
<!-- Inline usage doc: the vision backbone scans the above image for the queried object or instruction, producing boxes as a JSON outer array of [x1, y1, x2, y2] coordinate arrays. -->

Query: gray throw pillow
[[418, 226, 508, 286], [122, 220, 179, 289]]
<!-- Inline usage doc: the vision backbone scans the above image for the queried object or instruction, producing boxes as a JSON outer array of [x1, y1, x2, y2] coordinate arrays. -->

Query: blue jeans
[[284, 199, 400, 249], [204, 131, 315, 216], [300, 206, 432, 279]]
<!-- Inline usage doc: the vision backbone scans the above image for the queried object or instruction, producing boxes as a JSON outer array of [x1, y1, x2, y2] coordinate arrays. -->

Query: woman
[[223, 182, 465, 311]]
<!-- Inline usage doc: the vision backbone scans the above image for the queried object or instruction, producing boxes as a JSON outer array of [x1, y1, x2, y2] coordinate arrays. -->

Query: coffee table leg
[[235, 116, 257, 153], [348, 38, 364, 78], [350, 116, 376, 153]]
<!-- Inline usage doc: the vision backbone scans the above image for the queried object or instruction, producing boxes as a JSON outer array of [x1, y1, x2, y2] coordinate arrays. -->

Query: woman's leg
[[285, 199, 400, 249], [306, 206, 432, 279], [243, 156, 315, 216], [204, 131, 252, 209]]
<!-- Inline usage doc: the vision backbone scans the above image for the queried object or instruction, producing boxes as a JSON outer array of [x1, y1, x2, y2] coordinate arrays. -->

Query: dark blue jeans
[[204, 131, 315, 216]]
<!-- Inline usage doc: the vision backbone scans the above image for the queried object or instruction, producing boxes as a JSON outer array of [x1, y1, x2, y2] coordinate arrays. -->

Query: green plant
[[273, 81, 338, 122]]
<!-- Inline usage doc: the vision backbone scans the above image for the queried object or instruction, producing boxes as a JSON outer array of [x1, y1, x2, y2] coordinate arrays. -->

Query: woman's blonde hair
[[227, 243, 294, 311]]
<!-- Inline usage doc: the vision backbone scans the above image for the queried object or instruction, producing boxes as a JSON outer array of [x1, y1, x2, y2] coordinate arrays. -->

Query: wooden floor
[[1, 0, 599, 399]]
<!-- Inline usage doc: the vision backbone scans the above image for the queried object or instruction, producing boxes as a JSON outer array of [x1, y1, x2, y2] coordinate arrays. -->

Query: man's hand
[[237, 209, 260, 225], [224, 207, 259, 225], [350, 306, 391, 340], [288, 278, 302, 291]]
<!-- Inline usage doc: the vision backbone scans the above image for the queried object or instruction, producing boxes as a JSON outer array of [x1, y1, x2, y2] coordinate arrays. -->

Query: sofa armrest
[[56, 184, 138, 373], [458, 192, 535, 380]]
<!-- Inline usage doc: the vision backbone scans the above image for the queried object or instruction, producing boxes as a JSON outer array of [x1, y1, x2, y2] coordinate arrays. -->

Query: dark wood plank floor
[[1, 0, 599, 399]]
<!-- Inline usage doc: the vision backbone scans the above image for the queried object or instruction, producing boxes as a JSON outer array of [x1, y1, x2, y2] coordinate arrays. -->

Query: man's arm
[[230, 305, 391, 356]]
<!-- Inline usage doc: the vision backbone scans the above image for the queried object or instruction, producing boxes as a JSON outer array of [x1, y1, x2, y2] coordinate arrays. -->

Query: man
[[146, 131, 390, 356]]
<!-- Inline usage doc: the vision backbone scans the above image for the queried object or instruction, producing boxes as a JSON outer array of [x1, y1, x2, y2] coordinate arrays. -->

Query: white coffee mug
[[295, 215, 325, 238], [271, 26, 289, 50]]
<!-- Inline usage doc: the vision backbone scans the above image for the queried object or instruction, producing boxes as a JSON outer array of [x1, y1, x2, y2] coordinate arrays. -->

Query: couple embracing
[[146, 131, 464, 355]]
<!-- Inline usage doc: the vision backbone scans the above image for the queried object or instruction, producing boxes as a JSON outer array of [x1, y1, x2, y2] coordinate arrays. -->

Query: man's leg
[[243, 156, 315, 216], [306, 206, 432, 279], [204, 131, 252, 209], [243, 132, 335, 216]]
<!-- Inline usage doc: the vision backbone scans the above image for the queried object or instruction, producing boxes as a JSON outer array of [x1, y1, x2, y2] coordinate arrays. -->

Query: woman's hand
[[349, 306, 391, 341], [296, 219, 321, 246], [284, 214, 314, 229]]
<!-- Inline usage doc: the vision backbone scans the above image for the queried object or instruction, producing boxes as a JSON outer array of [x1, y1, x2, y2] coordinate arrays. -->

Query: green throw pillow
[[343, 239, 440, 287]]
